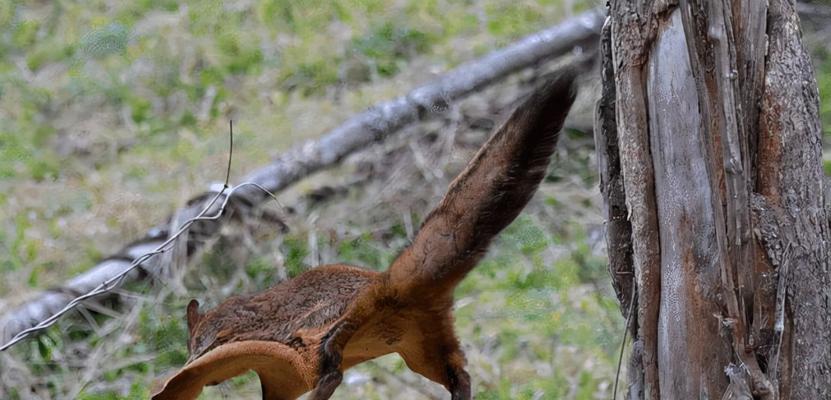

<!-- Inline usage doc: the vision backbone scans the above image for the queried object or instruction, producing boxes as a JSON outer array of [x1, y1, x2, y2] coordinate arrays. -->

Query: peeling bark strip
[[599, 0, 831, 398], [678, 0, 774, 397], [594, 18, 635, 323], [595, 16, 644, 398], [608, 2, 662, 399], [0, 10, 605, 348]]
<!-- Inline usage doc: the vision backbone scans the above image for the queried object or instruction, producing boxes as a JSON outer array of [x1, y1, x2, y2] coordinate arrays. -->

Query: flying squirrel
[[152, 67, 578, 400]]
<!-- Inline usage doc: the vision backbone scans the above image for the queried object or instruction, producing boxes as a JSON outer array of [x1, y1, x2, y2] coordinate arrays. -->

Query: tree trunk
[[595, 1, 831, 399]]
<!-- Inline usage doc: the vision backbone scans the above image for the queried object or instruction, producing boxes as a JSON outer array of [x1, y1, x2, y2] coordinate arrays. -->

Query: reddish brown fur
[[152, 70, 578, 400]]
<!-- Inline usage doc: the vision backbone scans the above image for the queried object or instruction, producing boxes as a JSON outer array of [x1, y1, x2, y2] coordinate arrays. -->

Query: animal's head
[[185, 299, 208, 361], [185, 299, 237, 363]]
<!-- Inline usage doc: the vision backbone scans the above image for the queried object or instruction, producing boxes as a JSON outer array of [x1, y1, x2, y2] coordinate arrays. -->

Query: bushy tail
[[388, 69, 578, 296]]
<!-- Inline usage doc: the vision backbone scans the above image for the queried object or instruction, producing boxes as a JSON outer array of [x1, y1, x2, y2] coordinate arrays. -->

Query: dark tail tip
[[519, 66, 580, 136]]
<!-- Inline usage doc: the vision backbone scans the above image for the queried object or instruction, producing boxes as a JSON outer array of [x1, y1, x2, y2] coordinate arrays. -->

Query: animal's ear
[[186, 299, 201, 337]]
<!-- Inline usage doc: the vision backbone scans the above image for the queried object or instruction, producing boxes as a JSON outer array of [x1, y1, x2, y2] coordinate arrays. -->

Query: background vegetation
[[1, 0, 829, 399]]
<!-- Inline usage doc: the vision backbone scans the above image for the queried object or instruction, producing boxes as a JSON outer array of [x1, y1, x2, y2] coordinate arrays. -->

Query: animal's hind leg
[[307, 287, 380, 400], [306, 320, 358, 400], [444, 349, 471, 400], [399, 331, 471, 400], [307, 370, 342, 400]]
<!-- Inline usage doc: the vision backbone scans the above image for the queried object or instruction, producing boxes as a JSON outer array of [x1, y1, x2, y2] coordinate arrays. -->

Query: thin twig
[[0, 123, 282, 352], [613, 283, 636, 400], [226, 120, 233, 187], [769, 242, 794, 381]]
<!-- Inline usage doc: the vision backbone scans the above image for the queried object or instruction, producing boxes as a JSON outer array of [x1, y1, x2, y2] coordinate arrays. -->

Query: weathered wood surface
[[0, 9, 606, 349], [594, 16, 639, 397], [598, 0, 830, 398], [679, 0, 775, 397], [647, 9, 731, 397], [606, 1, 663, 399], [595, 18, 634, 319]]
